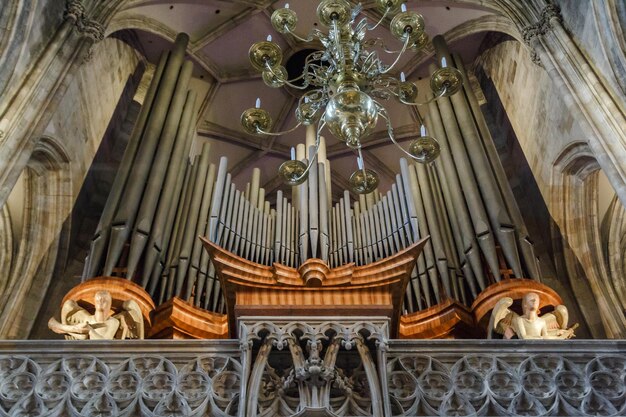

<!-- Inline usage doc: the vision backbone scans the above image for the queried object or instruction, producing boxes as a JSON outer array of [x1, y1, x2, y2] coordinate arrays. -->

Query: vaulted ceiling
[[108, 0, 498, 200]]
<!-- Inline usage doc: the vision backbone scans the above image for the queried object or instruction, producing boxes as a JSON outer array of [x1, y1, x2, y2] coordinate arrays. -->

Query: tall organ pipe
[[83, 52, 168, 279], [175, 143, 212, 296], [103, 33, 190, 276], [400, 159, 440, 302], [429, 63, 502, 282], [125, 60, 194, 279], [433, 36, 523, 278], [308, 147, 319, 259], [164, 155, 199, 301], [453, 54, 539, 279], [413, 162, 451, 298], [187, 162, 217, 301], [426, 94, 486, 290], [319, 165, 329, 262], [144, 101, 197, 293]]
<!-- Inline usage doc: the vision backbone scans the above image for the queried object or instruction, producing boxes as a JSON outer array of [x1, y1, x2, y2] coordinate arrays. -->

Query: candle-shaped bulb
[[357, 156, 364, 170], [400, 72, 406, 82], [420, 124, 427, 137], [266, 34, 272, 42], [304, 96, 309, 103], [255, 97, 261, 108], [285, 3, 289, 8], [291, 146, 296, 160], [441, 57, 447, 68], [401, 3, 407, 12]]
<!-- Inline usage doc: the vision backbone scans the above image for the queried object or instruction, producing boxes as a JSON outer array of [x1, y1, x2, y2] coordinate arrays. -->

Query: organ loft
[[0, 0, 625, 416]]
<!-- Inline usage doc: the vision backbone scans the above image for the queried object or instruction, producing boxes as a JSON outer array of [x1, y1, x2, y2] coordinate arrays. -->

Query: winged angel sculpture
[[488, 291, 576, 339], [48, 290, 144, 340]]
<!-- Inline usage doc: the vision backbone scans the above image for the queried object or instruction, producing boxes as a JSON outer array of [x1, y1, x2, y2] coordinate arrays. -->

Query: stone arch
[[604, 194, 626, 309], [0, 135, 72, 338], [550, 141, 626, 338]]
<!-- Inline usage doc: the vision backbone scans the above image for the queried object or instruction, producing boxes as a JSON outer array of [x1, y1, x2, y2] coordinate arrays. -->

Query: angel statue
[[488, 291, 577, 339], [48, 290, 144, 340]]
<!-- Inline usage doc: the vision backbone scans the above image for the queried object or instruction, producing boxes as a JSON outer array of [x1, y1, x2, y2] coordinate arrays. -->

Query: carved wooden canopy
[[201, 236, 429, 337]]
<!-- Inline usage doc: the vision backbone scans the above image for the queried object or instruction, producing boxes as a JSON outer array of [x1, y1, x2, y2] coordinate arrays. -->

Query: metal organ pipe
[[83, 52, 168, 280], [433, 37, 523, 279], [104, 34, 191, 277], [453, 54, 540, 280]]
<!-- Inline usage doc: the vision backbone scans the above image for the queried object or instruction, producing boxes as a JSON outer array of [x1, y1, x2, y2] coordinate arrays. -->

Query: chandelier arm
[[302, 88, 327, 102], [354, 9, 389, 34], [414, 108, 426, 126], [285, 30, 312, 43], [264, 63, 310, 90], [366, 7, 391, 31], [398, 87, 448, 106], [361, 51, 380, 74], [363, 38, 404, 54], [380, 35, 410, 74], [377, 106, 420, 161], [284, 27, 326, 44], [256, 122, 303, 136]]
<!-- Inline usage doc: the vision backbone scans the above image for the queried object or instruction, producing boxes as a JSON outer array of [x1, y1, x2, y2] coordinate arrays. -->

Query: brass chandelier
[[241, 0, 463, 194]]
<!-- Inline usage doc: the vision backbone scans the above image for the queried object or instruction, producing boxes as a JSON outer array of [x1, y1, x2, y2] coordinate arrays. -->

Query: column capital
[[521, 3, 563, 65], [65, 0, 106, 44], [64, 0, 85, 22]]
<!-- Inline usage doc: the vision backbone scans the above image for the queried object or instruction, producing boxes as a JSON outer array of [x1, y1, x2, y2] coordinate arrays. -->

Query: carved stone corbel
[[521, 3, 563, 66], [64, 0, 85, 22], [64, 0, 106, 62]]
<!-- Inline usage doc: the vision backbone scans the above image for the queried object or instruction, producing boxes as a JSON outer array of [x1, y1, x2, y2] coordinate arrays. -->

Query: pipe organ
[[83, 33, 540, 319]]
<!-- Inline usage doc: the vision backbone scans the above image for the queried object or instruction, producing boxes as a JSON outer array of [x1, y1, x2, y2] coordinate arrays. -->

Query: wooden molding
[[399, 299, 476, 339], [149, 297, 228, 339], [201, 236, 429, 338]]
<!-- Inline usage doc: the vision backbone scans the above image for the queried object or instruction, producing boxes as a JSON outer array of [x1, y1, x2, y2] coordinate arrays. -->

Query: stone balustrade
[[0, 339, 624, 416]]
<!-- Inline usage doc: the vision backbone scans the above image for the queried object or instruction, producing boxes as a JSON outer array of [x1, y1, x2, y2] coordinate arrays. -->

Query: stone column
[[523, 3, 626, 207]]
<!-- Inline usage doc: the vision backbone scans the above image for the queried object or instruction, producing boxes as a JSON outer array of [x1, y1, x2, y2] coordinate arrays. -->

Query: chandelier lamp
[[240, 0, 463, 194]]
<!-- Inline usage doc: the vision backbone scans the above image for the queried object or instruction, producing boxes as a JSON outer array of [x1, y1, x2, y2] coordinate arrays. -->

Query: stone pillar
[[523, 3, 626, 208]]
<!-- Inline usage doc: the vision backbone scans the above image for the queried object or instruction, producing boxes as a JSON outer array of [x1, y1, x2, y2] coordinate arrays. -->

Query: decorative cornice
[[201, 236, 429, 338], [521, 3, 563, 65], [79, 18, 105, 42], [65, 0, 105, 43], [64, 0, 85, 22]]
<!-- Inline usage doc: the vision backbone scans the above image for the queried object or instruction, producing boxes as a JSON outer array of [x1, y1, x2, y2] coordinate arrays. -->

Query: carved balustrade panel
[[387, 341, 626, 417], [0, 340, 242, 417], [0, 339, 625, 416]]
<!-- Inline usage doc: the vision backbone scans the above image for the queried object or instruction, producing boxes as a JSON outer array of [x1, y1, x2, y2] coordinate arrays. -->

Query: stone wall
[[43, 37, 142, 197]]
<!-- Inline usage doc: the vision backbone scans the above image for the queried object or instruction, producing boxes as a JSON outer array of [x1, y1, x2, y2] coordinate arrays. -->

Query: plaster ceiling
[[112, 0, 495, 200]]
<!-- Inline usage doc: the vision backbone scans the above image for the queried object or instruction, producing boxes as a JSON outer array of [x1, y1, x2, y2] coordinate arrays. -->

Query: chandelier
[[240, 0, 463, 194]]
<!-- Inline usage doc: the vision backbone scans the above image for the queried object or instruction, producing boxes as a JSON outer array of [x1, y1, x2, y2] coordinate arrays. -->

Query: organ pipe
[[83, 52, 168, 280], [104, 34, 190, 276], [453, 54, 540, 280]]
